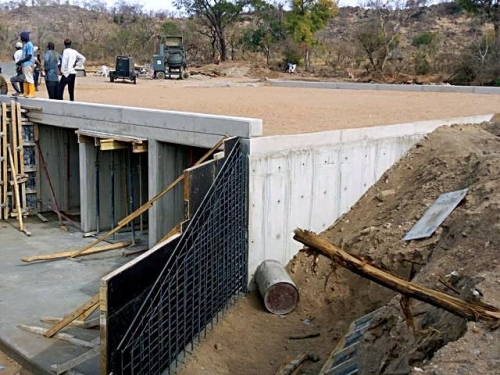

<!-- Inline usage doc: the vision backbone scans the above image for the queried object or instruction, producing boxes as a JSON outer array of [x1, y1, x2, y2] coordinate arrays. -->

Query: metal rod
[[95, 147, 100, 234], [111, 151, 115, 239], [127, 147, 136, 245], [138, 153, 143, 235], [36, 141, 64, 227]]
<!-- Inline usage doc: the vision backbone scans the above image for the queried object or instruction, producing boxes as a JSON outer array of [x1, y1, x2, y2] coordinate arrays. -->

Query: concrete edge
[[248, 113, 496, 155], [0, 338, 51, 375], [268, 80, 500, 94]]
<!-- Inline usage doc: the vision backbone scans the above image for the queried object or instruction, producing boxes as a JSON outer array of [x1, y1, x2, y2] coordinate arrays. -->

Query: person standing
[[43, 42, 60, 99], [16, 31, 35, 98], [33, 47, 41, 92], [0, 67, 8, 95], [10, 41, 25, 96], [58, 39, 85, 101]]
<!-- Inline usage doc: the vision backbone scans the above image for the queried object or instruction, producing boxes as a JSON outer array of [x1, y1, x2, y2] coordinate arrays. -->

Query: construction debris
[[18, 325, 98, 348], [293, 228, 500, 323]]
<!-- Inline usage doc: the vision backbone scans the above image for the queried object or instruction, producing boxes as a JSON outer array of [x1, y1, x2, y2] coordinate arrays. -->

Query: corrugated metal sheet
[[403, 188, 468, 241]]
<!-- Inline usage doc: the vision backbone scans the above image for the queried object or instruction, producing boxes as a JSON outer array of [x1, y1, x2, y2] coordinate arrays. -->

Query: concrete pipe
[[255, 259, 299, 315]]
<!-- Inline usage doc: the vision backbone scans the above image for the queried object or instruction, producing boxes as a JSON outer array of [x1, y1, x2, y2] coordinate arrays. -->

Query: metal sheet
[[403, 188, 468, 241]]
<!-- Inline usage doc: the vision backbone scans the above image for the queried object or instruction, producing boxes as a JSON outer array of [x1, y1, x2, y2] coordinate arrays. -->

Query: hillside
[[0, 2, 494, 84]]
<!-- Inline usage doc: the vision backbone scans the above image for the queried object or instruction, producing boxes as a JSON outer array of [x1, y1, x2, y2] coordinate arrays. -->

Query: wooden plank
[[100, 139, 128, 151], [44, 293, 100, 338], [75, 129, 146, 144], [10, 101, 18, 190], [7, 145, 28, 235], [1, 102, 7, 220], [132, 142, 148, 153], [17, 102, 29, 213], [70, 136, 227, 258], [18, 325, 97, 348], [275, 352, 309, 375], [77, 301, 99, 322], [20, 241, 131, 262], [41, 316, 99, 329], [50, 346, 100, 375], [99, 279, 108, 375]]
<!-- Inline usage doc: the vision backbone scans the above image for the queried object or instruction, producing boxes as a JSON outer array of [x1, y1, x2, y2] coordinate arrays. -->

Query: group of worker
[[0, 31, 86, 101]]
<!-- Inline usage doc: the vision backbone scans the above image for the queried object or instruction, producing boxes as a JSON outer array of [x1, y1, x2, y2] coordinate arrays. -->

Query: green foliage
[[160, 21, 181, 38], [455, 0, 500, 38], [283, 41, 303, 65], [413, 51, 431, 75], [412, 32, 436, 47]]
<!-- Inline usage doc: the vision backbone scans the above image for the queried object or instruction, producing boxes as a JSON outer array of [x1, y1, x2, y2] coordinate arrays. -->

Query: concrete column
[[79, 141, 96, 233], [148, 140, 188, 246]]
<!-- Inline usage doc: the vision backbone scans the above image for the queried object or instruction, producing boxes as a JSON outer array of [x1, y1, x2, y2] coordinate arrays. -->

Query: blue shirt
[[21, 41, 35, 68], [44, 50, 60, 82]]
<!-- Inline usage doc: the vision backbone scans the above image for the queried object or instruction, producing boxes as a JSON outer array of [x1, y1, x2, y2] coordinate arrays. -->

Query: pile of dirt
[[178, 122, 500, 375]]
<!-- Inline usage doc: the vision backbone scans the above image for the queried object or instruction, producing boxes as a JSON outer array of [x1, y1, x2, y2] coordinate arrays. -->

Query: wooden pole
[[293, 228, 500, 323], [7, 144, 27, 235], [69, 136, 227, 258], [45, 293, 100, 338], [1, 103, 7, 220], [21, 241, 131, 262]]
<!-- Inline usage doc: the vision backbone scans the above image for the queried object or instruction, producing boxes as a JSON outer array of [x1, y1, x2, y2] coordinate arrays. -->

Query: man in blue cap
[[16, 31, 35, 98]]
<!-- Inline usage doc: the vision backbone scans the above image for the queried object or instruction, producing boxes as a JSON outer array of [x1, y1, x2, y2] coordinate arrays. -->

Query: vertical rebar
[[95, 147, 100, 233], [128, 147, 136, 245], [111, 151, 115, 239]]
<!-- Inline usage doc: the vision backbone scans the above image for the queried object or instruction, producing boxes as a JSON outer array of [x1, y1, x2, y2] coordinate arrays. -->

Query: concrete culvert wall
[[179, 120, 500, 375]]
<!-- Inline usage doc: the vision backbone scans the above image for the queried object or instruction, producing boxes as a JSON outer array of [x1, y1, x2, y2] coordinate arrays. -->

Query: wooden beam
[[1, 102, 7, 220], [18, 325, 97, 348], [41, 316, 99, 329], [7, 145, 29, 236], [21, 241, 131, 262], [100, 139, 129, 151], [132, 142, 148, 153], [51, 346, 100, 375], [44, 293, 100, 338], [16, 102, 27, 211], [69, 136, 227, 259], [275, 352, 309, 375], [293, 229, 500, 323], [50, 346, 100, 375]]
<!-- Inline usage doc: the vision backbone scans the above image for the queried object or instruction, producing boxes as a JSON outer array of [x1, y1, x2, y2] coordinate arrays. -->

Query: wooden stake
[[45, 293, 100, 338], [21, 241, 131, 262], [16, 102, 27, 211], [1, 103, 7, 220], [41, 316, 99, 329], [69, 136, 228, 258], [7, 144, 28, 235], [293, 229, 500, 323]]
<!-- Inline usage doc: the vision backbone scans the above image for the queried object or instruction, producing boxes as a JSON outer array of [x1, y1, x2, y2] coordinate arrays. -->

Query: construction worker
[[10, 41, 25, 96], [16, 31, 36, 98], [58, 38, 85, 101], [44, 42, 60, 99]]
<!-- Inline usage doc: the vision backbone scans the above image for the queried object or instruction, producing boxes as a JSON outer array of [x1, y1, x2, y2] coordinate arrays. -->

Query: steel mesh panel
[[113, 139, 247, 375]]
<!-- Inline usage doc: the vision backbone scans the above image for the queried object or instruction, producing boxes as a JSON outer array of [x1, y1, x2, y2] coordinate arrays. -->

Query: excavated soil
[[178, 122, 500, 375]]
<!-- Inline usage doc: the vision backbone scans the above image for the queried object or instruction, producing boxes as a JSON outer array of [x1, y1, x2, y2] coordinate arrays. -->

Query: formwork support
[[147, 140, 189, 246]]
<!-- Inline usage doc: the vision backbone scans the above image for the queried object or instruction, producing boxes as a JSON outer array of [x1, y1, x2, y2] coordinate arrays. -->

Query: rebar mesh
[[112, 139, 247, 375]]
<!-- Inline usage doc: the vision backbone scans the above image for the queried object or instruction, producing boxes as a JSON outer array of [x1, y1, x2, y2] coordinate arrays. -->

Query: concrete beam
[[79, 142, 97, 232], [0, 97, 262, 148]]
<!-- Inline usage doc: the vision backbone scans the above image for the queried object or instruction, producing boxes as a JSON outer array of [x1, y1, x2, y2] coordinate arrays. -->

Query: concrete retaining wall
[[269, 80, 500, 94], [246, 114, 495, 281]]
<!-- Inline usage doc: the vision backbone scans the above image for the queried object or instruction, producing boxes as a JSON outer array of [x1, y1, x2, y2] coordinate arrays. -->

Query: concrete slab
[[0, 216, 139, 374]]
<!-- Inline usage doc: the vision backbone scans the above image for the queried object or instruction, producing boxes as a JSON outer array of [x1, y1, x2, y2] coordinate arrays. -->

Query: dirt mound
[[319, 123, 500, 374]]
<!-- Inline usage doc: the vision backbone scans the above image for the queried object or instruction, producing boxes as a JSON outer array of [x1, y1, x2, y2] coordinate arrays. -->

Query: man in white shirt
[[58, 38, 85, 101], [10, 41, 25, 95]]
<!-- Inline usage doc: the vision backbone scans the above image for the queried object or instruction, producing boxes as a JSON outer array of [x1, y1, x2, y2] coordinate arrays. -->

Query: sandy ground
[[26, 75, 500, 136], [0, 351, 30, 375]]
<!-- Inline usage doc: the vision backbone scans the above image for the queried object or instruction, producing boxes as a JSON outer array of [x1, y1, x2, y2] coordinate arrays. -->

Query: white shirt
[[13, 49, 23, 63], [60, 48, 86, 77]]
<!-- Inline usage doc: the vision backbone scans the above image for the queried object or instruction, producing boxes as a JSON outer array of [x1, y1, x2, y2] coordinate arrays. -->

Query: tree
[[355, 0, 427, 74], [241, 0, 286, 65], [456, 0, 500, 39], [285, 0, 337, 71], [174, 0, 248, 61]]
